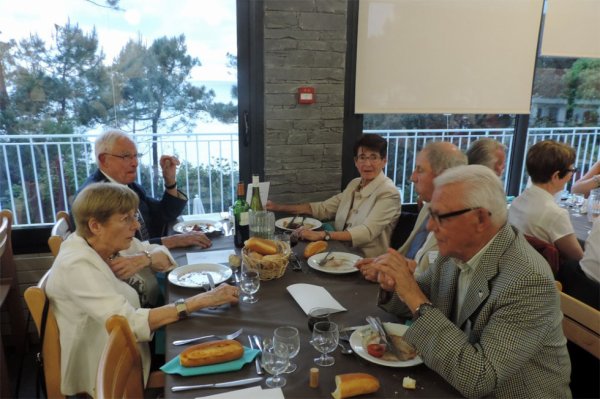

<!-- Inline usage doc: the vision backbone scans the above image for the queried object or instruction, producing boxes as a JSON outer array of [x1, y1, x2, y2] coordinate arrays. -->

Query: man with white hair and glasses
[[370, 165, 571, 398]]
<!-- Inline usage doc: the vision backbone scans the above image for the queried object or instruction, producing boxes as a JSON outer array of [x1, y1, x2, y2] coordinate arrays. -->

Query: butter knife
[[374, 316, 403, 359], [247, 335, 263, 375], [171, 376, 263, 392]]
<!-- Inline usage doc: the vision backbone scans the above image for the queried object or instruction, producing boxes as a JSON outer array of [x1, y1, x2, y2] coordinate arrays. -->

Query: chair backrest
[[560, 290, 600, 359], [48, 211, 72, 257], [524, 234, 561, 275], [96, 315, 144, 399], [24, 271, 65, 399]]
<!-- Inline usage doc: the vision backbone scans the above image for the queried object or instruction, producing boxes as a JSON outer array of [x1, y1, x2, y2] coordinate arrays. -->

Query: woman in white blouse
[[46, 183, 239, 397], [267, 134, 401, 257], [509, 140, 584, 262]]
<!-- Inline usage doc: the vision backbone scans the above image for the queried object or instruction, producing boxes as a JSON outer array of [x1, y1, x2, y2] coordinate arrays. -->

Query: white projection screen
[[355, 0, 544, 114], [541, 0, 600, 58]]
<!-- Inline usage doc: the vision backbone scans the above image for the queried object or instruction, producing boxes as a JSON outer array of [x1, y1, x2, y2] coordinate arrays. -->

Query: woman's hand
[[355, 258, 379, 282], [201, 283, 240, 307], [298, 228, 323, 241], [162, 231, 212, 249], [108, 255, 148, 280]]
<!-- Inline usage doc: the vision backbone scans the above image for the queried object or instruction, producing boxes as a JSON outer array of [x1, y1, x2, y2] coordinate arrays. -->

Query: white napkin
[[186, 249, 234, 265], [286, 283, 347, 315], [196, 386, 284, 399], [246, 181, 270, 205]]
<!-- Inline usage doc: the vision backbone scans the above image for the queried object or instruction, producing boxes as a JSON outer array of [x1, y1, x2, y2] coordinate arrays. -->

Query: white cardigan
[[46, 233, 172, 397]]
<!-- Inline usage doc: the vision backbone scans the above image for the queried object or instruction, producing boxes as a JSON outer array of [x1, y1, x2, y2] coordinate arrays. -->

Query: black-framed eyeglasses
[[103, 152, 143, 161], [355, 154, 382, 163], [564, 167, 578, 174], [428, 207, 487, 224]]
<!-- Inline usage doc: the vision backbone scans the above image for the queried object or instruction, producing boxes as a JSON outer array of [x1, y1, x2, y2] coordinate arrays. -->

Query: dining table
[[163, 215, 461, 398], [568, 208, 594, 246]]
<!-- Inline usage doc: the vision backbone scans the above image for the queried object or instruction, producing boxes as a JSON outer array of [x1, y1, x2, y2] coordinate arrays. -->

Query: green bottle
[[233, 182, 250, 248], [250, 175, 263, 211]]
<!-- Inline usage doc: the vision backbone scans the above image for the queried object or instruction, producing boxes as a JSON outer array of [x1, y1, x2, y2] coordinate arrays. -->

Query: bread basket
[[242, 240, 291, 280]]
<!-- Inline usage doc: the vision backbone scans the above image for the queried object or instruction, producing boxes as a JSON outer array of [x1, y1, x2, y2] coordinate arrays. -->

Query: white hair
[[434, 164, 507, 226], [94, 129, 134, 162]]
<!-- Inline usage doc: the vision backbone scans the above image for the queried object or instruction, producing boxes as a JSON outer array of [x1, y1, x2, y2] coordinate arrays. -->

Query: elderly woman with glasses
[[46, 183, 240, 397], [509, 140, 584, 262], [267, 134, 401, 257]]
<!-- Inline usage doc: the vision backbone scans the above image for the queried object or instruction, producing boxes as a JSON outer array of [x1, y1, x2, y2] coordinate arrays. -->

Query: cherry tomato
[[367, 343, 385, 358]]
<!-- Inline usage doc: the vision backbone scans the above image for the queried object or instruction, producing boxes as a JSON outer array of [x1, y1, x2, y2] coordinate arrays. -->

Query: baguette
[[179, 339, 244, 367], [331, 373, 380, 399], [244, 237, 278, 255], [304, 240, 328, 258]]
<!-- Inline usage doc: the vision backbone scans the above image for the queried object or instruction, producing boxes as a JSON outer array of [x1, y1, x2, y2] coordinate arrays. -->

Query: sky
[[0, 0, 238, 83]]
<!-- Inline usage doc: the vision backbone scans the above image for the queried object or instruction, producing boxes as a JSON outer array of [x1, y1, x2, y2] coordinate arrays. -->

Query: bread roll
[[331, 373, 380, 399], [244, 237, 278, 255], [180, 339, 244, 367], [304, 240, 327, 258]]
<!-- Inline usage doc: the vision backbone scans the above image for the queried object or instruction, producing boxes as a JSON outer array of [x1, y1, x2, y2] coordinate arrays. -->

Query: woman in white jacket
[[46, 182, 239, 397]]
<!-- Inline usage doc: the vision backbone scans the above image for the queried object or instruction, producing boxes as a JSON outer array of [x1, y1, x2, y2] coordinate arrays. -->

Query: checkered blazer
[[382, 224, 572, 398]]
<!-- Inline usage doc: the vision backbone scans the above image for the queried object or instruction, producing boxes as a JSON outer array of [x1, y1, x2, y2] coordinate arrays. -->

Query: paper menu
[[245, 182, 270, 207], [186, 249, 234, 265], [197, 386, 284, 399], [286, 283, 347, 315]]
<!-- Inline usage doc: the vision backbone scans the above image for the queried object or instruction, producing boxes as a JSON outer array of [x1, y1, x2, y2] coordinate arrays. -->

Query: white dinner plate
[[307, 252, 362, 274], [275, 217, 322, 231], [167, 263, 232, 288], [349, 323, 423, 367], [173, 220, 223, 235]]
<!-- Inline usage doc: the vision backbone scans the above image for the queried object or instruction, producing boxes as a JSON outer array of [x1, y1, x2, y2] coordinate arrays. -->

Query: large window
[[0, 0, 240, 226]]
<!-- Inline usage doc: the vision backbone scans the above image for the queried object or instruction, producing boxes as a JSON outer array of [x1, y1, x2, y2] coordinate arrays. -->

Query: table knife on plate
[[171, 376, 263, 392]]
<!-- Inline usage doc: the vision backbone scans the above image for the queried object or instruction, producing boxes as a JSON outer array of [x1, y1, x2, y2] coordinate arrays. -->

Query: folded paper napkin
[[197, 386, 284, 399], [186, 249, 233, 265], [160, 347, 259, 376], [286, 283, 347, 315]]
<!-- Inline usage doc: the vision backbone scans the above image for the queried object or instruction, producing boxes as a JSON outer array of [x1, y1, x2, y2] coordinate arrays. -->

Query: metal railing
[[1, 127, 598, 227]]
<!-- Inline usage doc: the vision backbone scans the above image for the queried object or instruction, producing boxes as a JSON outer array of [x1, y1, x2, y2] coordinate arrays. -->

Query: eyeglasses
[[564, 167, 578, 174], [103, 152, 143, 162], [355, 155, 382, 163], [428, 207, 488, 225], [118, 213, 139, 226]]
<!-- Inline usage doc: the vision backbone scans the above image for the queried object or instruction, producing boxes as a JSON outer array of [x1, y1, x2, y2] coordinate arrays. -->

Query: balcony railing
[[1, 127, 598, 227]]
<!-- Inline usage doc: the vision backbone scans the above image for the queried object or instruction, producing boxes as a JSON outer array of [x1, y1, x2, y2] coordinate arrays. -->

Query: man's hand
[[355, 257, 379, 282], [159, 155, 180, 185], [108, 254, 149, 280], [161, 231, 212, 249], [370, 249, 429, 312]]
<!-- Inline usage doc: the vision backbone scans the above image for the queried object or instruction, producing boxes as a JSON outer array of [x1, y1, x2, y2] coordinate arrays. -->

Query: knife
[[375, 316, 404, 359], [247, 335, 263, 375], [171, 376, 263, 392]]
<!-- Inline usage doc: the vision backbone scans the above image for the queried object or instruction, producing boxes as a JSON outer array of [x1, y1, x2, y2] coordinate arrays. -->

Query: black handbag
[[35, 298, 50, 399]]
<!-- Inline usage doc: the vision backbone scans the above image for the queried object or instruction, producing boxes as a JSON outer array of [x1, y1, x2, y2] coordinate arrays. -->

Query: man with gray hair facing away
[[370, 165, 571, 398], [357, 141, 467, 278], [466, 137, 507, 177]]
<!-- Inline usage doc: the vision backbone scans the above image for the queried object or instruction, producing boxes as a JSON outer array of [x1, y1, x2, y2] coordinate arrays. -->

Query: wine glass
[[240, 260, 260, 303], [274, 326, 300, 373], [307, 307, 330, 332], [311, 320, 339, 367], [261, 337, 289, 388]]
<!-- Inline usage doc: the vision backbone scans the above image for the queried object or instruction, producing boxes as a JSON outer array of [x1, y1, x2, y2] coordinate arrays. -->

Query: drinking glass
[[249, 210, 276, 239], [311, 321, 339, 367], [240, 260, 260, 303], [261, 337, 289, 388], [274, 326, 300, 373], [307, 307, 330, 332], [574, 194, 586, 214]]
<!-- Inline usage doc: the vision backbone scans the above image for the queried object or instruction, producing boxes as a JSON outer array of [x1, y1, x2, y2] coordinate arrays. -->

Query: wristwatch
[[414, 302, 434, 319], [174, 298, 188, 320], [164, 181, 177, 190], [143, 250, 153, 268], [324, 232, 331, 241]]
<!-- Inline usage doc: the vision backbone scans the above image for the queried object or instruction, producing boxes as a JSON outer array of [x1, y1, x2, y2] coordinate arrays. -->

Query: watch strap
[[164, 182, 177, 190], [324, 232, 331, 241], [175, 298, 188, 320], [143, 250, 153, 268], [414, 302, 434, 319]]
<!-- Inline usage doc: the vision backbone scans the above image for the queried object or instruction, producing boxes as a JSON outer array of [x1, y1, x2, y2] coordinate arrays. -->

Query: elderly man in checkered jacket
[[371, 165, 571, 398]]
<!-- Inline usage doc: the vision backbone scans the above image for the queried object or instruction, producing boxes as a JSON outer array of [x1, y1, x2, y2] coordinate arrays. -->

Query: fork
[[318, 249, 334, 266], [203, 272, 219, 310], [172, 327, 243, 346]]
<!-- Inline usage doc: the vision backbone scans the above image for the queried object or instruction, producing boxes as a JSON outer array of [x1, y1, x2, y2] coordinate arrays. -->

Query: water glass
[[311, 321, 339, 367], [274, 326, 300, 373], [261, 337, 289, 388], [249, 210, 275, 239], [588, 189, 600, 222], [307, 307, 330, 332], [240, 261, 260, 303]]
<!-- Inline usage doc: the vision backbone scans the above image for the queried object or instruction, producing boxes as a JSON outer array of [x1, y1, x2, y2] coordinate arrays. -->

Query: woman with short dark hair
[[509, 140, 583, 262]]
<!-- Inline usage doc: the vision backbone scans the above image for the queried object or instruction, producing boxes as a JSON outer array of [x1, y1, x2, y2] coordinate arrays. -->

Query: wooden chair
[[0, 209, 27, 398], [48, 211, 72, 257], [97, 315, 164, 399], [559, 290, 600, 359], [23, 271, 65, 399]]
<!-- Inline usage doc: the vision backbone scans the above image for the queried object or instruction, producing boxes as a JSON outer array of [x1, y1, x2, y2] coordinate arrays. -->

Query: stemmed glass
[[240, 260, 260, 303], [261, 337, 289, 388], [311, 321, 339, 366], [274, 326, 300, 373]]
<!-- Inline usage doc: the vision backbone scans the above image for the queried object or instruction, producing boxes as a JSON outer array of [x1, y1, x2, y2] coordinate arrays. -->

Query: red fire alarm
[[298, 87, 316, 104]]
